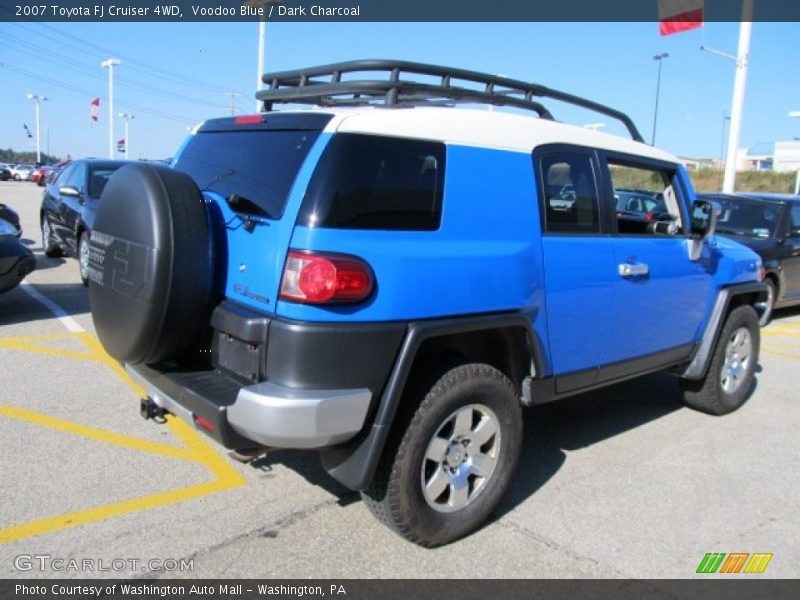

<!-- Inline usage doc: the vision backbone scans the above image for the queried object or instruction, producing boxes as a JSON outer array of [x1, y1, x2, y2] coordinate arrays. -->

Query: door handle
[[618, 262, 649, 277]]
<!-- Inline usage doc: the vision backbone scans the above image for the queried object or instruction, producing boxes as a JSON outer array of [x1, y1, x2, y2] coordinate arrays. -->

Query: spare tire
[[88, 163, 217, 365]]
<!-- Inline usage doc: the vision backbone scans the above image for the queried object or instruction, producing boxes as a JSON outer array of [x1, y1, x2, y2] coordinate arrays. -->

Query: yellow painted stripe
[[762, 348, 800, 361], [0, 329, 248, 545], [0, 479, 234, 544], [0, 339, 97, 362], [0, 406, 195, 462]]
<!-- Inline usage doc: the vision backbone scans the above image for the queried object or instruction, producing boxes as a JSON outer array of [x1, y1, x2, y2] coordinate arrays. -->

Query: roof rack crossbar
[[256, 60, 644, 142]]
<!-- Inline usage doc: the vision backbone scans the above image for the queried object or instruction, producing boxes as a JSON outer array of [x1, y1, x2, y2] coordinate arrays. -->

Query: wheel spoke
[[425, 436, 448, 462], [471, 416, 497, 447], [424, 467, 449, 501], [448, 473, 469, 508], [469, 453, 496, 477], [452, 407, 473, 438]]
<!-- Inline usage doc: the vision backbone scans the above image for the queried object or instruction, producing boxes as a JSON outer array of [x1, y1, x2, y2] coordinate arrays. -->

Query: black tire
[[88, 163, 218, 365], [41, 217, 61, 258], [756, 278, 776, 327], [362, 363, 523, 547], [78, 231, 90, 286], [680, 305, 759, 415]]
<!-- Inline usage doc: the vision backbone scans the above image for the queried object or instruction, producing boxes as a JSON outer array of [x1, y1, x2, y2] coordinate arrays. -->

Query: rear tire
[[362, 363, 523, 547], [78, 231, 90, 286], [680, 305, 759, 415]]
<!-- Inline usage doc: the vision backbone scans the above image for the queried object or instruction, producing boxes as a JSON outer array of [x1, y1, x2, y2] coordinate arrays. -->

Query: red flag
[[659, 0, 703, 36], [91, 97, 100, 122]]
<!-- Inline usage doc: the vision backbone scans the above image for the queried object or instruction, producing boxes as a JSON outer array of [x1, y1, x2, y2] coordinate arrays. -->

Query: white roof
[[299, 106, 677, 163]]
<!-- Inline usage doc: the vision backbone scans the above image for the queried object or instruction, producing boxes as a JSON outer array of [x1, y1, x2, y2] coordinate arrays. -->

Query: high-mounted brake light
[[280, 250, 374, 304], [234, 115, 263, 125]]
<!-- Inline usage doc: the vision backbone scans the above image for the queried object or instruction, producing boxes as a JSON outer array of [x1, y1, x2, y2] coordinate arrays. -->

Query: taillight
[[280, 250, 374, 304], [644, 212, 655, 222], [759, 267, 767, 281]]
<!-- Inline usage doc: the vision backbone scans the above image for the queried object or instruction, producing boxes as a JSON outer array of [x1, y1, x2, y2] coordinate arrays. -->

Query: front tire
[[362, 363, 523, 547], [680, 305, 759, 415], [756, 279, 776, 327]]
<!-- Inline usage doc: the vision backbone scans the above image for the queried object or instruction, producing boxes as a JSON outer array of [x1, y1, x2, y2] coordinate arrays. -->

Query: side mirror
[[690, 199, 720, 239], [59, 185, 80, 198]]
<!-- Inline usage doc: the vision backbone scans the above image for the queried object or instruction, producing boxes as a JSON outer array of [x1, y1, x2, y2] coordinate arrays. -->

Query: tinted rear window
[[173, 129, 321, 218], [298, 133, 445, 230], [88, 166, 124, 197]]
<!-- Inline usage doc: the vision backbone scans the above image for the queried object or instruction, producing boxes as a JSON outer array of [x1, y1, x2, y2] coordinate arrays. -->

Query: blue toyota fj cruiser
[[88, 61, 766, 547]]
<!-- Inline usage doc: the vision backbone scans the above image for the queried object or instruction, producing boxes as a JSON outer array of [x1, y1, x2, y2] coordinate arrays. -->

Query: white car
[[11, 164, 35, 181]]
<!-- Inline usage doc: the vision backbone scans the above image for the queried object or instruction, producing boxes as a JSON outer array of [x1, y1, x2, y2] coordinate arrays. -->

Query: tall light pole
[[651, 52, 669, 146], [26, 93, 47, 164], [722, 0, 754, 193], [101, 58, 121, 159], [248, 0, 282, 113], [791, 111, 800, 194], [119, 112, 134, 160]]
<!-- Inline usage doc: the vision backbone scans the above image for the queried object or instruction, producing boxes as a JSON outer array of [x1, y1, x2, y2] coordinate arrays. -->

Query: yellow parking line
[[0, 331, 247, 544], [762, 348, 800, 361], [0, 407, 195, 462]]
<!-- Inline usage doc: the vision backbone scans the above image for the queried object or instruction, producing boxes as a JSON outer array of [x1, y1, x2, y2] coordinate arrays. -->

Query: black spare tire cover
[[88, 163, 216, 365]]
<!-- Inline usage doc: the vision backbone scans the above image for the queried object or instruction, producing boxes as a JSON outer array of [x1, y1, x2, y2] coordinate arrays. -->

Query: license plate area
[[215, 332, 264, 383]]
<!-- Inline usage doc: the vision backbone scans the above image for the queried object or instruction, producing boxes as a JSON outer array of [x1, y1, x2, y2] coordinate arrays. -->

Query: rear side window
[[298, 134, 445, 231], [174, 129, 321, 218], [539, 153, 600, 234]]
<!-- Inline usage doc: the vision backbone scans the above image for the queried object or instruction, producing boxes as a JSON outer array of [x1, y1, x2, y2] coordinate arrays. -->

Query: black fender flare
[[320, 310, 546, 491], [682, 281, 768, 380]]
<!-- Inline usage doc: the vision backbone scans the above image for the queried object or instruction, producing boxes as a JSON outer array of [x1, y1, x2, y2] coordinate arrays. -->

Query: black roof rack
[[257, 59, 644, 143]]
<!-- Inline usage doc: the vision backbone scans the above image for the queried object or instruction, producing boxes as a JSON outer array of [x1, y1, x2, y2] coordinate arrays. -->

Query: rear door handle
[[618, 263, 649, 277]]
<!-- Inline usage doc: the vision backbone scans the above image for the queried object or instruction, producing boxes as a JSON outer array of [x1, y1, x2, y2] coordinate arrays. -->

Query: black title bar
[[2, 0, 800, 22]]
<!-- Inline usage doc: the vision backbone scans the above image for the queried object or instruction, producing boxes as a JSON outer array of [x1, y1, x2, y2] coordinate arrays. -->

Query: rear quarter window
[[298, 133, 445, 231]]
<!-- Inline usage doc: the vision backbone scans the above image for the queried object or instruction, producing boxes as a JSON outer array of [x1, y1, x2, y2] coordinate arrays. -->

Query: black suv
[[699, 193, 800, 324]]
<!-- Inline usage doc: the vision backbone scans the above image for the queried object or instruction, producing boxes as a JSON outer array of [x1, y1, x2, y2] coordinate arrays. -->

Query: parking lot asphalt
[[1, 180, 798, 579]]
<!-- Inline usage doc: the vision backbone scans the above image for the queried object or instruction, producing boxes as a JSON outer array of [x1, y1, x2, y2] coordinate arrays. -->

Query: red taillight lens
[[280, 250, 373, 304], [759, 267, 767, 281], [234, 115, 263, 125], [644, 212, 655, 222]]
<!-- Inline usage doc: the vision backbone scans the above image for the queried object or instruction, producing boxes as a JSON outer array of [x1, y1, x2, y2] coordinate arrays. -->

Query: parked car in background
[[40, 159, 130, 284], [11, 164, 34, 181], [0, 216, 35, 293], [30, 166, 53, 186], [0, 164, 12, 181], [698, 192, 800, 325], [0, 204, 22, 236]]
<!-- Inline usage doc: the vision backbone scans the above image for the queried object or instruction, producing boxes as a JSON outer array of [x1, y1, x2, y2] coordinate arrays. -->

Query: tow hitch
[[140, 396, 166, 423]]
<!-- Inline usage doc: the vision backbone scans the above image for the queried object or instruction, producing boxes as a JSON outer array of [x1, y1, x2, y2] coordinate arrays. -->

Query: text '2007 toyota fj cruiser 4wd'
[[88, 61, 766, 547]]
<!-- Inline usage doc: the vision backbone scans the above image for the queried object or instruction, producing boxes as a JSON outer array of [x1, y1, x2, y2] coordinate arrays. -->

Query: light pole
[[721, 111, 730, 164], [791, 111, 800, 194], [119, 112, 134, 160], [26, 93, 47, 164], [101, 58, 121, 159], [651, 52, 669, 146], [248, 0, 283, 112]]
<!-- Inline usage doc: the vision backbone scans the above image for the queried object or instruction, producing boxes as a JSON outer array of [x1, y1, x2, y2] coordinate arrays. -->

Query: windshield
[[173, 129, 321, 219], [715, 198, 781, 238]]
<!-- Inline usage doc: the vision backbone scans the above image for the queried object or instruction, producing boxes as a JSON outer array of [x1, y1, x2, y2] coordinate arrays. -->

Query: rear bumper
[[128, 363, 372, 449]]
